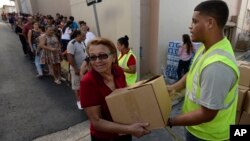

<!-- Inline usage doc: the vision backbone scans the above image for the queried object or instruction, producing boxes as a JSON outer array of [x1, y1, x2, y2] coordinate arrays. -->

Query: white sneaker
[[36, 74, 43, 78], [54, 79, 61, 85], [77, 101, 83, 110], [60, 77, 66, 82]]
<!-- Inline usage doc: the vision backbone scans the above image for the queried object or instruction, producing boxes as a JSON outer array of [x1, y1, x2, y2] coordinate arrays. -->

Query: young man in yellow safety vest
[[167, 0, 239, 140]]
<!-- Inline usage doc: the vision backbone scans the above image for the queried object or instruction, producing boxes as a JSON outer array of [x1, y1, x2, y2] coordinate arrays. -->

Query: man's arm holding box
[[167, 106, 218, 127], [167, 74, 187, 92]]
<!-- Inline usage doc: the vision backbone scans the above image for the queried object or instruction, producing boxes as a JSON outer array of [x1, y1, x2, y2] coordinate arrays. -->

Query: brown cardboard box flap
[[106, 75, 171, 130], [238, 85, 249, 90], [239, 65, 250, 87], [236, 111, 241, 124], [237, 87, 248, 111], [237, 61, 250, 66], [127, 75, 161, 90], [239, 111, 250, 124], [243, 91, 250, 114]]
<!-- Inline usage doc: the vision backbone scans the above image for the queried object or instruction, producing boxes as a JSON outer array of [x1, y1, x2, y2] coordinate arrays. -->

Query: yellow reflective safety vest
[[183, 37, 239, 140], [118, 49, 137, 85]]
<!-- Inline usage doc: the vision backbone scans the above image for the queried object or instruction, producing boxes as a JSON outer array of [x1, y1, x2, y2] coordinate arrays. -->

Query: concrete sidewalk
[[33, 121, 186, 141], [33, 121, 91, 141], [33, 99, 185, 141]]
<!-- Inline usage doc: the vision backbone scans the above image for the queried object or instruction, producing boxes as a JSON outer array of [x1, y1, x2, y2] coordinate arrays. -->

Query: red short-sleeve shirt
[[80, 65, 127, 140], [119, 53, 136, 67]]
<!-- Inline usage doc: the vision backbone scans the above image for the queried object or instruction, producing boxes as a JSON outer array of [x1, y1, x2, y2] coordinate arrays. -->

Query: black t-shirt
[[15, 26, 26, 42]]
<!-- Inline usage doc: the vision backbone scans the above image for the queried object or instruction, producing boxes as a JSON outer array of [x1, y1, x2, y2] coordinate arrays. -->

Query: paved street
[[0, 21, 87, 141]]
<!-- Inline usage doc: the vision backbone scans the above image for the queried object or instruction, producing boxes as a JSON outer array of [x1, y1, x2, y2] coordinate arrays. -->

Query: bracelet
[[168, 118, 173, 128]]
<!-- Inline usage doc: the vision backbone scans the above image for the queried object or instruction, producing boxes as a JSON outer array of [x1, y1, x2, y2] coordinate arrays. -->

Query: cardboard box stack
[[105, 75, 172, 130], [237, 61, 250, 124]]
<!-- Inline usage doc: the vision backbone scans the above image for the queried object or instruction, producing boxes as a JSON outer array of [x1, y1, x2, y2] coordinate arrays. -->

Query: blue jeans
[[35, 55, 43, 75]]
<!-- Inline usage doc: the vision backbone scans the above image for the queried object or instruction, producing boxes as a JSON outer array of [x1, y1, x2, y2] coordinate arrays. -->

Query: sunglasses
[[88, 53, 112, 61]]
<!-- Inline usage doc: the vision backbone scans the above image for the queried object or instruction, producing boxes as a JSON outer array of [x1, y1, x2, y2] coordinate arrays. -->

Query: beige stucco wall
[[34, 0, 71, 17], [237, 0, 249, 31], [70, 0, 132, 43], [14, 0, 20, 13], [70, 0, 141, 78], [233, 0, 250, 47], [148, 0, 160, 75], [140, 0, 150, 75], [227, 0, 241, 17], [15, 0, 71, 16], [18, 0, 32, 14]]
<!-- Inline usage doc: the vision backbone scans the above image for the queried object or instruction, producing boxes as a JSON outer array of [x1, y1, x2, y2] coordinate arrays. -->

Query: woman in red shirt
[[80, 38, 150, 141]]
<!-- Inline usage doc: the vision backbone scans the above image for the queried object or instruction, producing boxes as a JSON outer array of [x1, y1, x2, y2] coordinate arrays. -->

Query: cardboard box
[[236, 111, 241, 124], [239, 65, 250, 87], [106, 75, 171, 130], [243, 91, 250, 113], [237, 86, 248, 111], [239, 111, 250, 124], [235, 40, 249, 52], [237, 61, 250, 66]]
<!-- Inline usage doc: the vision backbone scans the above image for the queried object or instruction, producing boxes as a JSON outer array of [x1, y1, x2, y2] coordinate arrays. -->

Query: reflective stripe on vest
[[184, 37, 239, 140], [118, 50, 137, 85]]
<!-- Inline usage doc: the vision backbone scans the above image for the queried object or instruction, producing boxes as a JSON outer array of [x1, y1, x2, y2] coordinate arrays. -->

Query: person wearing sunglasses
[[79, 38, 150, 141], [117, 35, 137, 86]]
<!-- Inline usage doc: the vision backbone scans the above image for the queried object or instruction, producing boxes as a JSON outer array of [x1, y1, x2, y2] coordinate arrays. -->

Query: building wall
[[140, 0, 150, 75], [15, 0, 71, 16], [2, 5, 16, 13], [233, 0, 250, 48], [34, 0, 71, 17], [237, 0, 249, 31], [70, 0, 141, 78], [14, 0, 20, 13], [70, 0, 132, 43], [148, 0, 160, 75], [227, 0, 241, 17], [19, 0, 32, 14]]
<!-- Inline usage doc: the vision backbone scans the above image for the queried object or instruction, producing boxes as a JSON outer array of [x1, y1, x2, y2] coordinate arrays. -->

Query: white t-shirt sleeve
[[66, 28, 72, 34], [85, 32, 96, 46]]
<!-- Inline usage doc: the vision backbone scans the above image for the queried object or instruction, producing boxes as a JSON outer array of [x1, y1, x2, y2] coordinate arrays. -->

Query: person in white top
[[61, 21, 72, 53], [80, 24, 96, 46]]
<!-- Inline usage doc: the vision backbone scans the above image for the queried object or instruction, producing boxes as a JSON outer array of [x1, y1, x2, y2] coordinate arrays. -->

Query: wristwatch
[[167, 118, 173, 128]]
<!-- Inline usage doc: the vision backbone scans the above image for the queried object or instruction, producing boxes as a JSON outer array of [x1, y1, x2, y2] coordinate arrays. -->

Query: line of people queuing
[[12, 13, 138, 112]]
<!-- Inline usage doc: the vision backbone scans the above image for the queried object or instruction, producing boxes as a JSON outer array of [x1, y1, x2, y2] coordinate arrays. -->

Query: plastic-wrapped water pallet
[[163, 41, 201, 84]]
